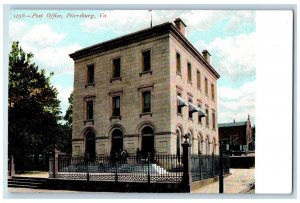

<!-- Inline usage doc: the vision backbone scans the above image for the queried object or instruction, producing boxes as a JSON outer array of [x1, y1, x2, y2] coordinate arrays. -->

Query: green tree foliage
[[8, 41, 66, 171], [64, 92, 73, 128]]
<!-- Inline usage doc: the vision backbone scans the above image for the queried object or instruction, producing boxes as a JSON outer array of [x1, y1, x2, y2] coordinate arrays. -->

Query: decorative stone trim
[[110, 77, 122, 83], [84, 119, 94, 125], [139, 70, 153, 76], [139, 112, 152, 118], [110, 115, 122, 121], [85, 82, 95, 88]]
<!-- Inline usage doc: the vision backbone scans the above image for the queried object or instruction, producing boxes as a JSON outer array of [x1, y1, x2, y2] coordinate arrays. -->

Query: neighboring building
[[69, 18, 220, 158], [218, 115, 252, 154]]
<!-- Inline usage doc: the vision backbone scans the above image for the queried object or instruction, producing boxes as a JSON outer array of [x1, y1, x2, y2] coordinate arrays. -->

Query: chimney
[[202, 50, 211, 64], [174, 18, 187, 36], [233, 119, 235, 123]]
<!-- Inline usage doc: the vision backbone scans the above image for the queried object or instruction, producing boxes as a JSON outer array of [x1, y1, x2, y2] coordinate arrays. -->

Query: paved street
[[192, 169, 255, 194]]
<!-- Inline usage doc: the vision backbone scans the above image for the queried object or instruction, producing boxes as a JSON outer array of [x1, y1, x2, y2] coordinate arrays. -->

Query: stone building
[[69, 18, 220, 158], [218, 115, 252, 154]]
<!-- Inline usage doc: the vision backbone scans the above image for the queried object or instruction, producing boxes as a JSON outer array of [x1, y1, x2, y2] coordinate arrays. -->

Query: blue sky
[[9, 10, 256, 124]]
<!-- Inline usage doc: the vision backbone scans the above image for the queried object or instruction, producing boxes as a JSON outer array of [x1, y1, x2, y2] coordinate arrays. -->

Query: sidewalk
[[192, 168, 255, 194]]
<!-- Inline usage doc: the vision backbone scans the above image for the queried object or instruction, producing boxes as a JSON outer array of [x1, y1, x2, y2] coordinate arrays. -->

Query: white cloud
[[80, 10, 151, 33], [218, 81, 255, 124], [80, 10, 255, 36], [23, 24, 67, 47], [9, 21, 81, 75], [197, 32, 256, 82], [54, 85, 73, 115], [225, 11, 256, 32]]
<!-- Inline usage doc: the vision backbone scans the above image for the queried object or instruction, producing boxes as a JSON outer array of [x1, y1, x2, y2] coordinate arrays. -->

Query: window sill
[[139, 112, 152, 118], [110, 77, 122, 83], [84, 119, 94, 125], [177, 113, 183, 118], [139, 70, 152, 76], [110, 115, 122, 121], [85, 83, 95, 88]]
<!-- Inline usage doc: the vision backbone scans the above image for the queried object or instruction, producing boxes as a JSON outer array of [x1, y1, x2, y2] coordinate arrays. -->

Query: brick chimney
[[174, 18, 187, 36], [202, 50, 211, 64]]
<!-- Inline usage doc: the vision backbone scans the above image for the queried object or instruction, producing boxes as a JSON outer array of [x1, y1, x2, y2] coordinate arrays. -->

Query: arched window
[[198, 134, 203, 155], [111, 129, 123, 155], [212, 138, 216, 155], [141, 126, 154, 155], [205, 136, 209, 155], [85, 131, 95, 159]]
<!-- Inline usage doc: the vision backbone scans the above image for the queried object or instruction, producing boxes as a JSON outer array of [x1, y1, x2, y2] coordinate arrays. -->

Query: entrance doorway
[[85, 131, 95, 160], [141, 126, 154, 156], [111, 129, 123, 155]]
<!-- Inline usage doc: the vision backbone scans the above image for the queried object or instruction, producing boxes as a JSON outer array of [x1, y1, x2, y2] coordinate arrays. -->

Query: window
[[86, 101, 94, 120], [197, 70, 201, 90], [198, 104, 202, 124], [205, 77, 208, 96], [188, 98, 193, 119], [211, 83, 215, 100], [87, 64, 95, 85], [112, 96, 120, 116], [176, 52, 181, 73], [142, 91, 151, 113], [206, 108, 209, 128], [113, 58, 121, 78], [142, 50, 151, 72], [177, 93, 182, 115], [187, 62, 192, 82], [212, 111, 216, 130]]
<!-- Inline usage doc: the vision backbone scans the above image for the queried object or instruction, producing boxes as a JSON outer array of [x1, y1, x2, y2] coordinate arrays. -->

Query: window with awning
[[177, 95, 188, 107], [189, 102, 207, 116]]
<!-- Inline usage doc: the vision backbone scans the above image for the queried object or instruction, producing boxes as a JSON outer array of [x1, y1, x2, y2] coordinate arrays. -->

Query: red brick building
[[218, 115, 252, 154]]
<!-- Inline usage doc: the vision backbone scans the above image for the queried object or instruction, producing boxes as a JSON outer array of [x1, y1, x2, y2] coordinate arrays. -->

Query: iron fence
[[191, 154, 230, 182], [49, 154, 183, 183]]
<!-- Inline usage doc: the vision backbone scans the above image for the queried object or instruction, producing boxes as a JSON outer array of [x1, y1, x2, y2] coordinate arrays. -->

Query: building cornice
[[70, 22, 220, 79]]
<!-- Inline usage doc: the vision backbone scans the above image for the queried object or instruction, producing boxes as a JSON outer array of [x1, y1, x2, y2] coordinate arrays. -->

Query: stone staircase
[[8, 176, 47, 189]]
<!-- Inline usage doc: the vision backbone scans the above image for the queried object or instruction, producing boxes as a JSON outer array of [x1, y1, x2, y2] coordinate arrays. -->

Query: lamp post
[[219, 139, 224, 193]]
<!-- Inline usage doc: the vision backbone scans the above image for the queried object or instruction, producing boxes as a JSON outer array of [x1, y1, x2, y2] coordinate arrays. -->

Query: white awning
[[177, 96, 188, 107], [189, 102, 199, 113], [198, 106, 207, 117], [189, 103, 207, 117]]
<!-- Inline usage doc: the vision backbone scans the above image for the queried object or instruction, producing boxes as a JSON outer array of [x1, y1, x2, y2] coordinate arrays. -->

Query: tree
[[64, 92, 73, 128], [9, 41, 62, 171]]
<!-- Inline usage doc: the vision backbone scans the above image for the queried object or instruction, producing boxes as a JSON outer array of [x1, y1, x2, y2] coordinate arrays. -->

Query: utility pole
[[148, 10, 152, 27]]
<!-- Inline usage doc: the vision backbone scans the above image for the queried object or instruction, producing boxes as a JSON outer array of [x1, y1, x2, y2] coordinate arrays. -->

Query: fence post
[[115, 152, 118, 183], [86, 154, 90, 181], [147, 152, 150, 184], [219, 144, 224, 193], [182, 141, 192, 193], [212, 155, 214, 177], [8, 156, 15, 177], [53, 149, 59, 178]]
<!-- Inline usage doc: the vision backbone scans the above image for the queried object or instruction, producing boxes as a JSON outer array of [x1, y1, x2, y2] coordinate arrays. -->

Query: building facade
[[69, 18, 220, 158], [218, 115, 252, 154]]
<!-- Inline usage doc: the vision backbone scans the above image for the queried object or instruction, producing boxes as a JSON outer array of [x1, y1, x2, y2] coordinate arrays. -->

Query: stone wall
[[72, 34, 172, 156]]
